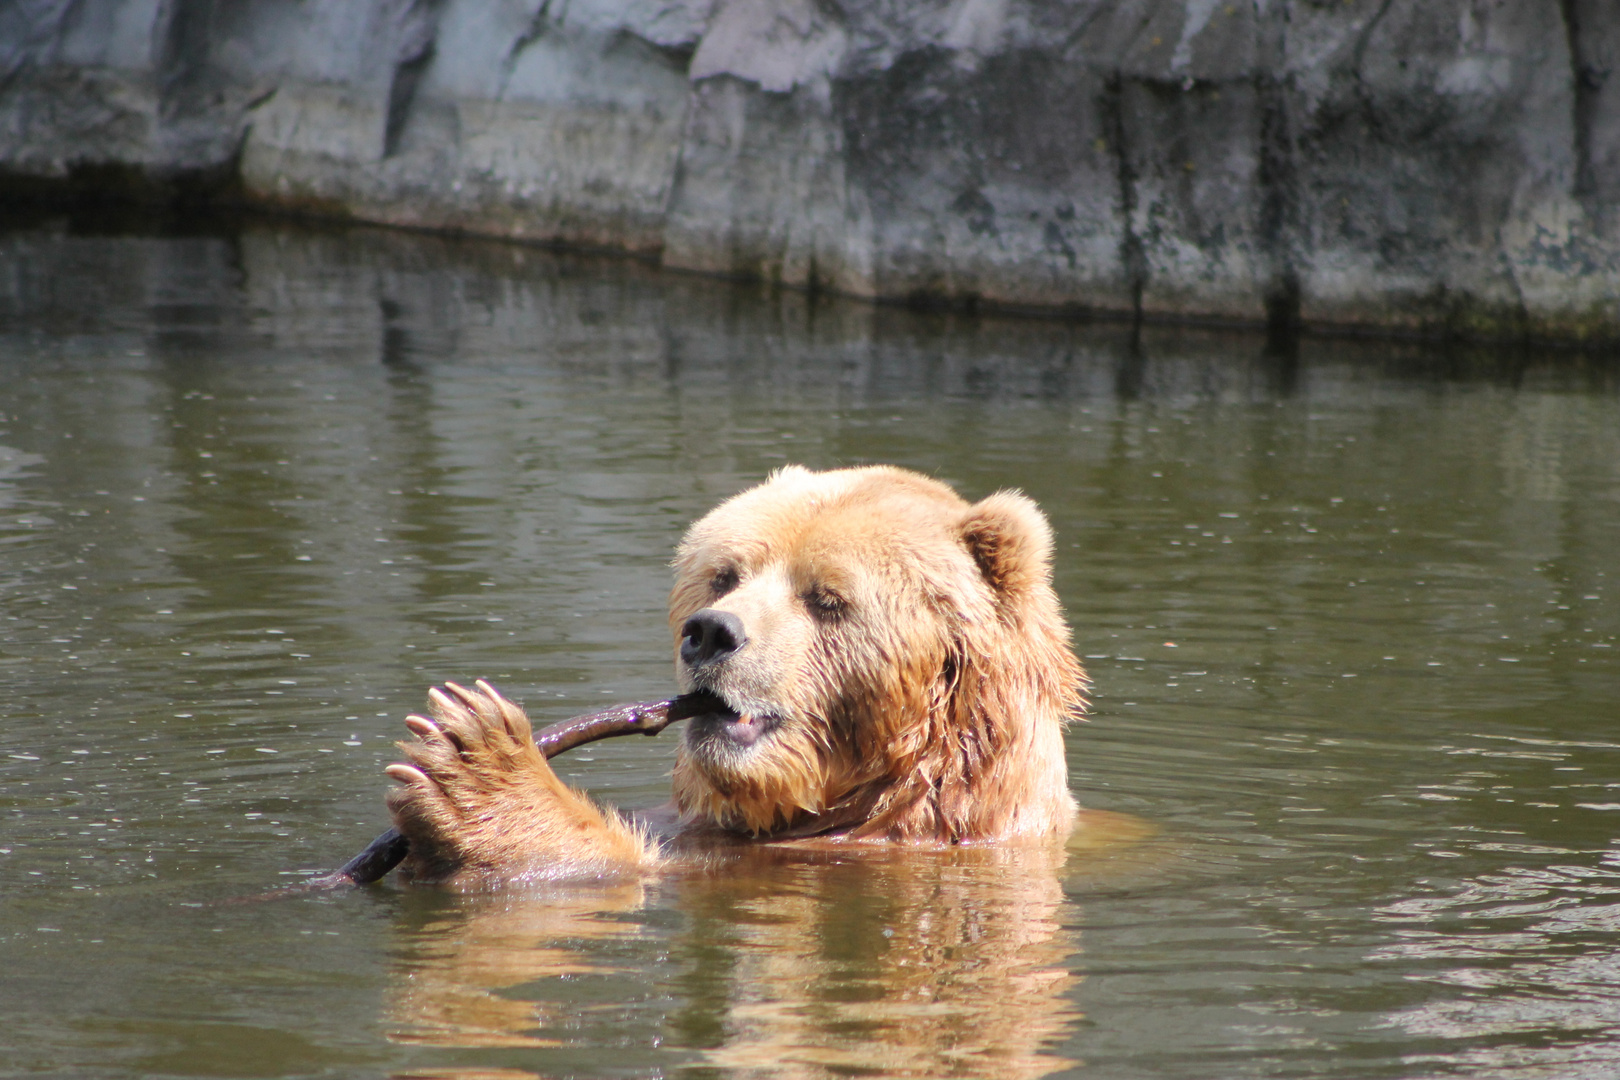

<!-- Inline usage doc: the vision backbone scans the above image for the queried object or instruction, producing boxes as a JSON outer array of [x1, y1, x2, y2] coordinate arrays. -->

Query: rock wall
[[3, 0, 1618, 342]]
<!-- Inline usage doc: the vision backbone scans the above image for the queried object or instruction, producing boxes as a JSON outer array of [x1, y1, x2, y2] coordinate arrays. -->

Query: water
[[0, 214, 1617, 1079]]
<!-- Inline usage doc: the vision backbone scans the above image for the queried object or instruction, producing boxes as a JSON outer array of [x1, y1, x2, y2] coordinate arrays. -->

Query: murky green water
[[1, 216, 1617, 1079]]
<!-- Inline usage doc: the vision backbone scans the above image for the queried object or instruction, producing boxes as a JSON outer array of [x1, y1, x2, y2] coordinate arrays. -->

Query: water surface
[[1, 217, 1617, 1079]]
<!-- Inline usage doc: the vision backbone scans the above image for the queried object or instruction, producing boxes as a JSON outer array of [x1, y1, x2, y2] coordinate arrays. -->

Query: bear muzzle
[[674, 607, 795, 763]]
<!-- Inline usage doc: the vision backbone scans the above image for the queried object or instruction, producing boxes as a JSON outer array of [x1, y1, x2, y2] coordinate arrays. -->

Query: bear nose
[[680, 608, 747, 670]]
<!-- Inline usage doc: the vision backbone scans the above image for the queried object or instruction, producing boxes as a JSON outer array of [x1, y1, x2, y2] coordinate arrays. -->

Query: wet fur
[[385, 466, 1087, 886]]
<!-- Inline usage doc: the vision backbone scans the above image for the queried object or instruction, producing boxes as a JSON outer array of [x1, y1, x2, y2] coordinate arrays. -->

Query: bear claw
[[384, 763, 430, 785], [403, 715, 442, 740]]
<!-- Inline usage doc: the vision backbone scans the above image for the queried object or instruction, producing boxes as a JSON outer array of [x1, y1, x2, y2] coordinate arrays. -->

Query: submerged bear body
[[385, 465, 1088, 886]]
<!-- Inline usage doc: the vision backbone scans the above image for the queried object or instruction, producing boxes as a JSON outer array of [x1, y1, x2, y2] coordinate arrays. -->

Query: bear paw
[[385, 680, 656, 885]]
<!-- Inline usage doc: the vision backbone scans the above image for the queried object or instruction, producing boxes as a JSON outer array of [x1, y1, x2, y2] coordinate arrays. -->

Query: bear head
[[667, 465, 1086, 841]]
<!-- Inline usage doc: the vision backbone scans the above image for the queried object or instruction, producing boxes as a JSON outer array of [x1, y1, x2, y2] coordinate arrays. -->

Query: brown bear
[[384, 464, 1087, 886]]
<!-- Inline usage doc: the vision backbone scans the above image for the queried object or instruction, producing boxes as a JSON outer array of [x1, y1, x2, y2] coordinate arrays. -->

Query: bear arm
[[385, 681, 660, 885]]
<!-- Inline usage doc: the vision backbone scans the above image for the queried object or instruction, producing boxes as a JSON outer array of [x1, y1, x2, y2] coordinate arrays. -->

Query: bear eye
[[709, 567, 739, 597], [803, 585, 846, 619]]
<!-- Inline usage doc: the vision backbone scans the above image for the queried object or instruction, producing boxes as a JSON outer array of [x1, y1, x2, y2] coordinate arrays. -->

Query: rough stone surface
[[3, 0, 1618, 341]]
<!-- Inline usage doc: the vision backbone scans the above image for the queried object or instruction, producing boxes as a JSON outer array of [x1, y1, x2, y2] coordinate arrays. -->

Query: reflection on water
[[387, 882, 649, 1051], [385, 842, 1089, 1078], [0, 215, 1617, 1079], [669, 845, 1077, 1080]]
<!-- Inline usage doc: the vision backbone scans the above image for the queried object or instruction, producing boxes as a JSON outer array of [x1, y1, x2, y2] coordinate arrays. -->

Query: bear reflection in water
[[382, 829, 1156, 1076]]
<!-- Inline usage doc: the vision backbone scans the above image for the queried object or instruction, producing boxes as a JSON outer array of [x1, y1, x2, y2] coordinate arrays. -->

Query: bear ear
[[959, 490, 1054, 600]]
